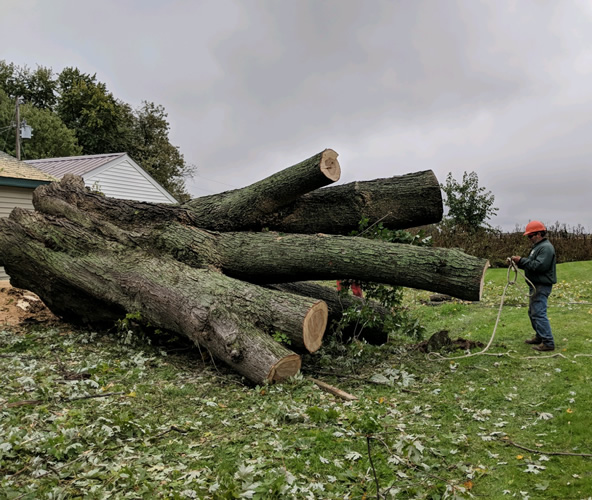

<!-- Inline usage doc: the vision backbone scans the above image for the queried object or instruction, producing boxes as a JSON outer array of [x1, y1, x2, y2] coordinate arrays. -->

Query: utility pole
[[15, 96, 21, 160]]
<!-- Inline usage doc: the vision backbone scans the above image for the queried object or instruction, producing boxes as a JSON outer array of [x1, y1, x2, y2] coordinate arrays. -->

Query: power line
[[194, 173, 239, 189]]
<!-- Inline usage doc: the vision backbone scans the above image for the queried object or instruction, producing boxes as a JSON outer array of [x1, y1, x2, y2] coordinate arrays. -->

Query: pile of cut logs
[[0, 150, 488, 383]]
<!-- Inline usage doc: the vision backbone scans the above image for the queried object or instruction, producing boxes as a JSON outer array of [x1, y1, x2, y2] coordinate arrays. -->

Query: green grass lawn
[[1, 262, 591, 499]]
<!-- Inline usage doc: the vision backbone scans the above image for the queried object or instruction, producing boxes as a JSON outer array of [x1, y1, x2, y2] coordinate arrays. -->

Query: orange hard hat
[[524, 220, 546, 235]]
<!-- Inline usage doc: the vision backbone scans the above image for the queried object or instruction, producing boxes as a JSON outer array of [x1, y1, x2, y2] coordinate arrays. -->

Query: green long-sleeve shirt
[[518, 238, 557, 285]]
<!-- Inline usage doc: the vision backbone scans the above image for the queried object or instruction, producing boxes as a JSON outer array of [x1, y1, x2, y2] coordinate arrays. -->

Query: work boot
[[532, 344, 555, 352], [524, 337, 542, 345]]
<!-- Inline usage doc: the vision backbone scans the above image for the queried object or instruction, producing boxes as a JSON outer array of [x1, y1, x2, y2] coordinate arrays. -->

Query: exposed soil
[[412, 329, 485, 353], [0, 281, 59, 326]]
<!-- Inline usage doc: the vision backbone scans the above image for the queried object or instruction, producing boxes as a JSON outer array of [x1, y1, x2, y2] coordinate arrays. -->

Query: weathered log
[[34, 170, 441, 236], [32, 176, 488, 301], [0, 209, 330, 383], [0, 147, 489, 384], [258, 170, 444, 234], [184, 148, 340, 231], [268, 282, 390, 344], [31, 176, 488, 301]]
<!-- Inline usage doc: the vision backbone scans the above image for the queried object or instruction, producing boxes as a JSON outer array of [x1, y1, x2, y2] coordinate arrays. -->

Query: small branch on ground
[[366, 436, 381, 500], [153, 425, 191, 439], [310, 377, 358, 401], [3, 391, 125, 408]]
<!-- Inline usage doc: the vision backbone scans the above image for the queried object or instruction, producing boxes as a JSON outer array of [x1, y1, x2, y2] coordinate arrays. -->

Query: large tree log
[[32, 176, 487, 301], [257, 170, 444, 234], [0, 148, 490, 384], [184, 149, 340, 231], [35, 170, 441, 236], [0, 209, 330, 383]]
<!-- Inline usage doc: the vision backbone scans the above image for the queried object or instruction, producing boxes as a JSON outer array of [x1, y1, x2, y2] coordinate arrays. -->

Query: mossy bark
[[0, 151, 490, 383], [258, 170, 443, 234], [34, 169, 441, 236], [0, 209, 328, 383]]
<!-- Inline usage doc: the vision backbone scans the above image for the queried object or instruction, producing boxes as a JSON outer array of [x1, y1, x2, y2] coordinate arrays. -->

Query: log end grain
[[267, 354, 302, 382], [320, 149, 341, 182], [303, 300, 328, 353], [479, 260, 490, 301]]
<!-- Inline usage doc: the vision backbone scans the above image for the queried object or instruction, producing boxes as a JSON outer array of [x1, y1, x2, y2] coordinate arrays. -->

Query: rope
[[428, 259, 563, 362]]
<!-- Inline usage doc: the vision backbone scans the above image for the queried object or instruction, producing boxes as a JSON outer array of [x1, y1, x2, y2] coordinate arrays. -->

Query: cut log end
[[303, 300, 328, 353], [479, 260, 490, 301], [320, 149, 341, 182], [267, 354, 301, 382]]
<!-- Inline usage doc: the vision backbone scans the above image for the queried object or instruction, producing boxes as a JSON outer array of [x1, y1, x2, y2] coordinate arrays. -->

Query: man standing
[[511, 221, 557, 352]]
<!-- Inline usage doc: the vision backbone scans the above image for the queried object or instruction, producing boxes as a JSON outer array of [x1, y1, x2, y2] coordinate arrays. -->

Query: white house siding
[[85, 159, 176, 204], [0, 186, 34, 281]]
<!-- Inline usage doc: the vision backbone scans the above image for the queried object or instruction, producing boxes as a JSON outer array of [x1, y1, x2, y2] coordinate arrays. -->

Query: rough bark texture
[[184, 149, 340, 231], [31, 176, 487, 301], [37, 170, 442, 236], [0, 149, 491, 384], [0, 208, 326, 383], [258, 170, 444, 234]]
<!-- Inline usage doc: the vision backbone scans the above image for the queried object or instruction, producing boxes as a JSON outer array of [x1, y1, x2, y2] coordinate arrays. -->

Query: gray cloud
[[2, 0, 592, 231]]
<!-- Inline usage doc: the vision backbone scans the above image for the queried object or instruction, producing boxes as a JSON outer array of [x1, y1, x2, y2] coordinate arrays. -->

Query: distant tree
[[128, 101, 195, 202], [440, 171, 498, 232], [0, 60, 57, 110], [56, 67, 134, 155], [2, 61, 194, 199], [0, 89, 82, 159]]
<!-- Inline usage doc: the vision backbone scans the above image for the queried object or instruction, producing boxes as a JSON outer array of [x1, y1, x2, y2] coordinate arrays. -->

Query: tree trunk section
[[258, 170, 443, 234], [184, 149, 340, 231], [33, 176, 488, 302], [34, 168, 441, 237], [0, 210, 331, 383]]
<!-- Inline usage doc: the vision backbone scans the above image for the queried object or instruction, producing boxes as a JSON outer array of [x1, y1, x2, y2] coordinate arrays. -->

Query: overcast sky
[[2, 0, 591, 231]]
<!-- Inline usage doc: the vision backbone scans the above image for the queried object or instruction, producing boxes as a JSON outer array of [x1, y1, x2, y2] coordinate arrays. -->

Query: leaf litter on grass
[[2, 263, 592, 498]]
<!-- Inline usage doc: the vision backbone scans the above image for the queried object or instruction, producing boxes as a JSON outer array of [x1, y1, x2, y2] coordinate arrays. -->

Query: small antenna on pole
[[15, 96, 21, 160]]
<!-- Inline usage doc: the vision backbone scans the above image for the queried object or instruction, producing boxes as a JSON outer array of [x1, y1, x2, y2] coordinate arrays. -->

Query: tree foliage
[[1, 60, 193, 201], [0, 89, 82, 158], [440, 171, 498, 232], [56, 67, 135, 155], [0, 61, 57, 110], [128, 101, 194, 202]]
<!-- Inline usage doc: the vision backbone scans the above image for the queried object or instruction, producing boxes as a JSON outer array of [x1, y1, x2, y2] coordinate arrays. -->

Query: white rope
[[427, 260, 567, 362]]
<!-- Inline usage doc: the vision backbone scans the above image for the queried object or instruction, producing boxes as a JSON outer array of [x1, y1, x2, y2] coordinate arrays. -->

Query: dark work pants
[[528, 284, 554, 347]]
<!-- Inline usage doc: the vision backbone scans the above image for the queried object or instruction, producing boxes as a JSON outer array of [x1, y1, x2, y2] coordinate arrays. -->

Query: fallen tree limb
[[310, 378, 358, 401], [500, 438, 592, 458], [259, 170, 443, 234]]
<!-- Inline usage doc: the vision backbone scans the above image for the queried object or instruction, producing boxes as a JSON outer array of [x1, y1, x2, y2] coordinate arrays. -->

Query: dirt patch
[[0, 281, 59, 327], [412, 330, 485, 353]]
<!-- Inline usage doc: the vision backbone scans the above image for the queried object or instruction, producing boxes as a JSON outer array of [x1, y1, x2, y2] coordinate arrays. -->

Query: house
[[0, 150, 56, 281], [26, 152, 178, 204]]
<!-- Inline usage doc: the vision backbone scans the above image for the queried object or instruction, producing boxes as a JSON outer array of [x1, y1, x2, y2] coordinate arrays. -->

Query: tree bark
[[33, 176, 488, 301], [35, 169, 441, 236], [0, 149, 490, 384], [258, 170, 444, 234], [184, 148, 340, 231], [0, 209, 330, 384]]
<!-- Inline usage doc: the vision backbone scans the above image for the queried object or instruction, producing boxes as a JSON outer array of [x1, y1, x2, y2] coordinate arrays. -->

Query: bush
[[417, 222, 592, 267]]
